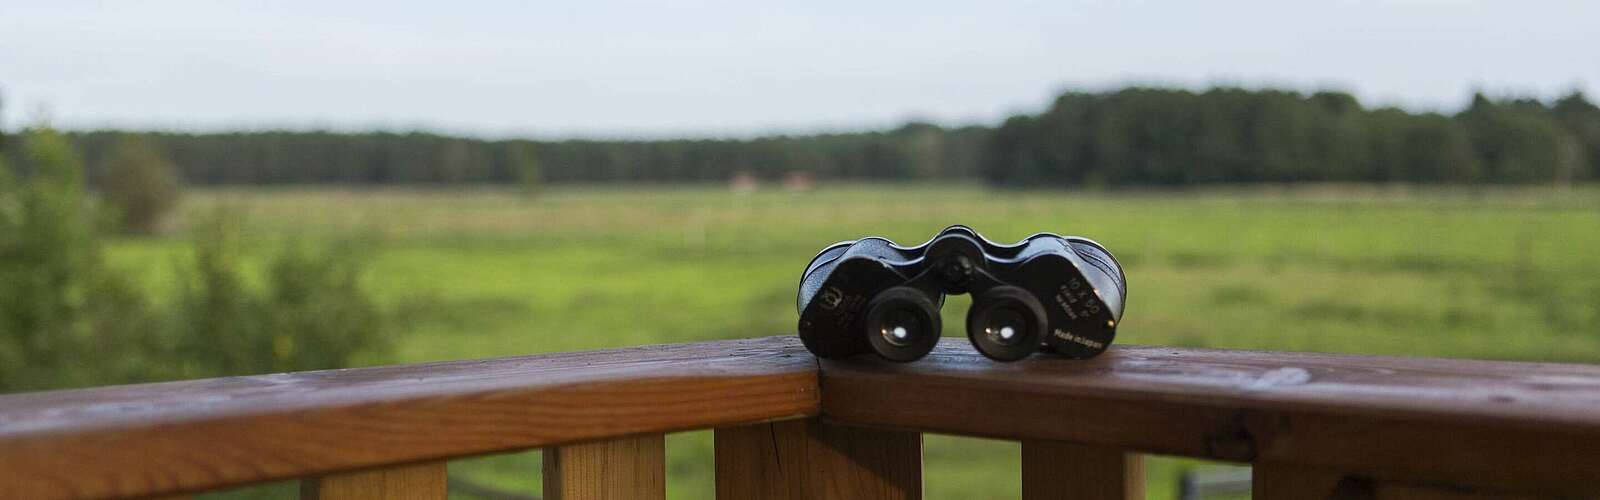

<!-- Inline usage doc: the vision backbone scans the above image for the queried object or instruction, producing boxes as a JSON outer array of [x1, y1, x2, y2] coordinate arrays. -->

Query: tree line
[[4, 86, 1597, 187], [57, 125, 990, 186], [981, 88, 1600, 186]]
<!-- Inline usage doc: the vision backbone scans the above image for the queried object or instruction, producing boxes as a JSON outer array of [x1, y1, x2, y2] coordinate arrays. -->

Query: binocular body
[[797, 226, 1126, 362]]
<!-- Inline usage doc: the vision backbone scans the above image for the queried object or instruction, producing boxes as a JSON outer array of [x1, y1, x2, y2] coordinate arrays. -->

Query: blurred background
[[2, 1, 1598, 498]]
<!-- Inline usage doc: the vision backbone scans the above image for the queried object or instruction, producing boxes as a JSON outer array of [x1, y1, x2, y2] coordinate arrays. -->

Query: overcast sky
[[2, 0, 1597, 138]]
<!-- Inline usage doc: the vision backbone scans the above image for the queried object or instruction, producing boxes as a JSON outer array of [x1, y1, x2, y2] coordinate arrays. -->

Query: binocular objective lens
[[878, 307, 924, 347], [966, 286, 1047, 362], [983, 307, 1028, 346], [863, 287, 943, 362]]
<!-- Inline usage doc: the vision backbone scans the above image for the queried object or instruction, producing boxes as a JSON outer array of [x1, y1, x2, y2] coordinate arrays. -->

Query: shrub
[[164, 212, 385, 379], [98, 135, 182, 234], [0, 129, 159, 392], [0, 129, 386, 392]]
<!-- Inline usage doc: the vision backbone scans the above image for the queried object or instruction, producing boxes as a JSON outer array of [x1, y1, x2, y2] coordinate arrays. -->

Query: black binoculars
[[797, 226, 1126, 362]]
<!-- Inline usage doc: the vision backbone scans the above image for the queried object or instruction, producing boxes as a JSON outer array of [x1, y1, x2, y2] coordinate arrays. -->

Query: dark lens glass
[[965, 285, 1046, 362], [878, 306, 924, 347], [982, 307, 1028, 346], [863, 286, 942, 362]]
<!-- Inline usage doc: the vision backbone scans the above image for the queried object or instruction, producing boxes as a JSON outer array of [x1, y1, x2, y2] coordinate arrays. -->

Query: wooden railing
[[3, 336, 1599, 499]]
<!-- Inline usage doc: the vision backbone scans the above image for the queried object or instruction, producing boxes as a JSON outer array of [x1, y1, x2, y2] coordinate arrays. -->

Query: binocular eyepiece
[[797, 226, 1126, 362]]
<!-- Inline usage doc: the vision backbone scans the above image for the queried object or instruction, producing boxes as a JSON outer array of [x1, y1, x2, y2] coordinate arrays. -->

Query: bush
[[98, 135, 182, 234], [0, 128, 386, 392], [0, 129, 159, 392], [163, 212, 385, 380]]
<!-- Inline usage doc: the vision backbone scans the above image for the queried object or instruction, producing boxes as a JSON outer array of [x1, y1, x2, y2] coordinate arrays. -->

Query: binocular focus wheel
[[863, 287, 943, 362], [966, 286, 1048, 362]]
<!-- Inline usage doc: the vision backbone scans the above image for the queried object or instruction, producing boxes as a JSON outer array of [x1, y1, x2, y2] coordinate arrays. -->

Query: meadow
[[105, 184, 1600, 500]]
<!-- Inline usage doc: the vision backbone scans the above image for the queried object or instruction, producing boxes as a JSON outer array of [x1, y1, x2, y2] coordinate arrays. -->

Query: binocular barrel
[[797, 226, 1126, 363]]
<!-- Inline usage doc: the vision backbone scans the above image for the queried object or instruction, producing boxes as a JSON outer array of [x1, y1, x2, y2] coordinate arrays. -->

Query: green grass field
[[104, 184, 1600, 500]]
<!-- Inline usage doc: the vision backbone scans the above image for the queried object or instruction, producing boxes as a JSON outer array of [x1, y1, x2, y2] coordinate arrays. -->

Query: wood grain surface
[[1021, 440, 1143, 500], [821, 339, 1600, 495], [1252, 464, 1355, 499], [544, 434, 665, 500], [0, 337, 817, 499], [715, 421, 804, 499], [10, 334, 1600, 498], [301, 461, 447, 500], [1374, 483, 1538, 500], [1254, 464, 1541, 500], [715, 419, 922, 500]]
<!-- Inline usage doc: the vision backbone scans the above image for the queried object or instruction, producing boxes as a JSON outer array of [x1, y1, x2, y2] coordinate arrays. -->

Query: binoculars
[[797, 226, 1126, 362]]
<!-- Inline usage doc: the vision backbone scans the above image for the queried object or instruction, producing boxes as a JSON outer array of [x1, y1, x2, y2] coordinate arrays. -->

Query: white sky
[[2, 0, 1597, 138]]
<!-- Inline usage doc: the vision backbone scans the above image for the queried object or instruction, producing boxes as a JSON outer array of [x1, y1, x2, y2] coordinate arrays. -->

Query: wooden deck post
[[300, 461, 447, 500], [715, 418, 922, 500], [1021, 440, 1143, 500], [543, 434, 666, 500]]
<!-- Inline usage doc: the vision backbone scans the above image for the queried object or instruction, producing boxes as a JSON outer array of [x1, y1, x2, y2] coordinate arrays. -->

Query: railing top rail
[[7, 335, 1600, 498], [823, 338, 1600, 495], [0, 336, 817, 499]]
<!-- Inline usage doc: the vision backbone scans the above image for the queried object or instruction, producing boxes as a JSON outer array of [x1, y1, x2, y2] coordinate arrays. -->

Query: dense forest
[[983, 89, 1600, 186], [57, 124, 991, 185], [6, 86, 1600, 186]]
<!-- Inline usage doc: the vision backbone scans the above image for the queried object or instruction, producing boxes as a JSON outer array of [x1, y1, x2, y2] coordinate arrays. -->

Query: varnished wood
[[301, 461, 447, 500], [543, 434, 665, 500], [12, 334, 1600, 498], [1021, 440, 1142, 500], [805, 420, 922, 500], [714, 419, 921, 500], [1253, 464, 1352, 500], [716, 421, 806, 499], [1375, 483, 1536, 499], [1255, 464, 1541, 500], [0, 337, 817, 500], [821, 339, 1600, 495]]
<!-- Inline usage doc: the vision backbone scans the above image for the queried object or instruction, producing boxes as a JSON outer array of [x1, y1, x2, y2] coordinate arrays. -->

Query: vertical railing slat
[[1021, 440, 1143, 500], [714, 419, 922, 499], [715, 420, 804, 498], [300, 461, 447, 500], [543, 434, 666, 500]]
